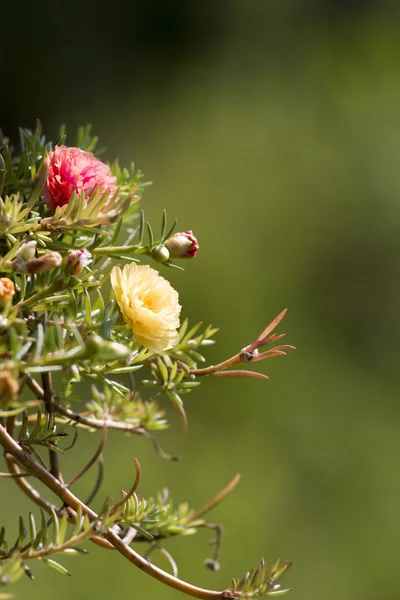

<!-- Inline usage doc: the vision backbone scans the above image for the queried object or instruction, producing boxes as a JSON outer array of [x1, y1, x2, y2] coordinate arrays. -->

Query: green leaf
[[41, 559, 71, 576], [28, 513, 37, 547], [157, 357, 169, 384], [138, 210, 145, 245], [160, 209, 167, 241], [164, 218, 177, 241], [33, 323, 44, 359], [51, 509, 59, 546], [146, 221, 154, 247], [17, 517, 26, 549]]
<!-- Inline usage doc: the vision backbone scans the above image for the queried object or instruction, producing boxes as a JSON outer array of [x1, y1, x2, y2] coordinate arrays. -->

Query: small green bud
[[85, 335, 131, 361], [151, 245, 170, 263], [0, 214, 12, 232]]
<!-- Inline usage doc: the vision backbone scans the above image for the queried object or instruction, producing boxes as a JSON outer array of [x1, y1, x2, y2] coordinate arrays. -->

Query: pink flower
[[43, 146, 118, 209], [165, 230, 199, 258]]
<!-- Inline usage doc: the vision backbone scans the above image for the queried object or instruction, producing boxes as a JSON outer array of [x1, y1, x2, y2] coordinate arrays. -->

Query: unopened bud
[[94, 210, 119, 226], [85, 335, 131, 361], [151, 245, 170, 263], [67, 248, 92, 275], [17, 241, 37, 261], [0, 371, 18, 407], [0, 277, 15, 305], [27, 251, 62, 274], [165, 230, 199, 258], [0, 214, 12, 232], [204, 559, 220, 572]]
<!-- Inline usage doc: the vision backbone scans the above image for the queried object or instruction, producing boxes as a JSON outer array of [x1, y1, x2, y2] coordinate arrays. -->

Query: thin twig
[[25, 374, 44, 398], [0, 471, 33, 478], [202, 523, 223, 572], [25, 374, 146, 436], [66, 419, 107, 488], [110, 458, 141, 514], [187, 474, 241, 523], [53, 400, 145, 435], [144, 544, 179, 578], [84, 456, 105, 507]]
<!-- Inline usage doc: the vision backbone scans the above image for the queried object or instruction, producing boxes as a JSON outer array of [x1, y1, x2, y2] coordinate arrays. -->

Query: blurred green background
[[2, 1, 400, 599]]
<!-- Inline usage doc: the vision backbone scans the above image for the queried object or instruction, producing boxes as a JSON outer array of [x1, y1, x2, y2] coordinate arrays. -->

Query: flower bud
[[94, 210, 119, 225], [0, 214, 12, 232], [67, 248, 92, 276], [151, 245, 170, 263], [17, 241, 37, 261], [0, 277, 15, 305], [165, 230, 199, 259], [0, 371, 18, 407], [85, 335, 131, 361], [27, 251, 62, 274]]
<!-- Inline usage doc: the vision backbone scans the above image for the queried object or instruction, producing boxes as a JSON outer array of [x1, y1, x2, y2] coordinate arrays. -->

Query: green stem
[[92, 244, 141, 255], [16, 280, 62, 309]]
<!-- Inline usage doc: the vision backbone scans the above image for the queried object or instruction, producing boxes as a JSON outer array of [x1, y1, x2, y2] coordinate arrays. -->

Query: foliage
[[0, 123, 294, 599]]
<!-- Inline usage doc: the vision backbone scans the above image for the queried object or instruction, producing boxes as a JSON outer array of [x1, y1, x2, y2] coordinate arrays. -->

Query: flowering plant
[[0, 122, 294, 599]]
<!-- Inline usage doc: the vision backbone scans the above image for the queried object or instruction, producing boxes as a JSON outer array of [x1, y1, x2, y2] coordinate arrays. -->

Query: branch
[[0, 422, 235, 599], [110, 458, 141, 514], [66, 420, 107, 488], [53, 400, 145, 435], [24, 375, 145, 435]]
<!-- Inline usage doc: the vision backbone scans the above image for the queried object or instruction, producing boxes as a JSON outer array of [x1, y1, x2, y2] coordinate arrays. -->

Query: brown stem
[[190, 355, 240, 377], [66, 420, 107, 488], [187, 474, 241, 523], [0, 423, 233, 599], [4, 453, 115, 552], [0, 471, 33, 478], [110, 458, 141, 514], [41, 371, 61, 481]]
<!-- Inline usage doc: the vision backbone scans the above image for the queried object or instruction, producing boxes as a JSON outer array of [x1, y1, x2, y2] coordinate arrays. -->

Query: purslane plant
[[0, 122, 294, 599]]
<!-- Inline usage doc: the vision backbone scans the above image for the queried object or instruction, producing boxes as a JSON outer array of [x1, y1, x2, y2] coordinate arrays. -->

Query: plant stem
[[190, 354, 240, 376], [0, 422, 235, 600], [41, 371, 61, 480], [92, 244, 141, 255]]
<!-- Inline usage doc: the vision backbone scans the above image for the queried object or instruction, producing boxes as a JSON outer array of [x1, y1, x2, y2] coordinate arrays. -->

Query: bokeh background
[[2, 1, 400, 599]]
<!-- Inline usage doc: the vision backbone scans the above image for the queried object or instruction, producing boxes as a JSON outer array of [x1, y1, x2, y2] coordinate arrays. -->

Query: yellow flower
[[111, 263, 181, 352], [0, 278, 15, 304]]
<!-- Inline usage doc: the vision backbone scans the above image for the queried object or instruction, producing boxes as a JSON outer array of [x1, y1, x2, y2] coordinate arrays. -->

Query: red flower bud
[[165, 230, 199, 259], [67, 249, 92, 275]]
